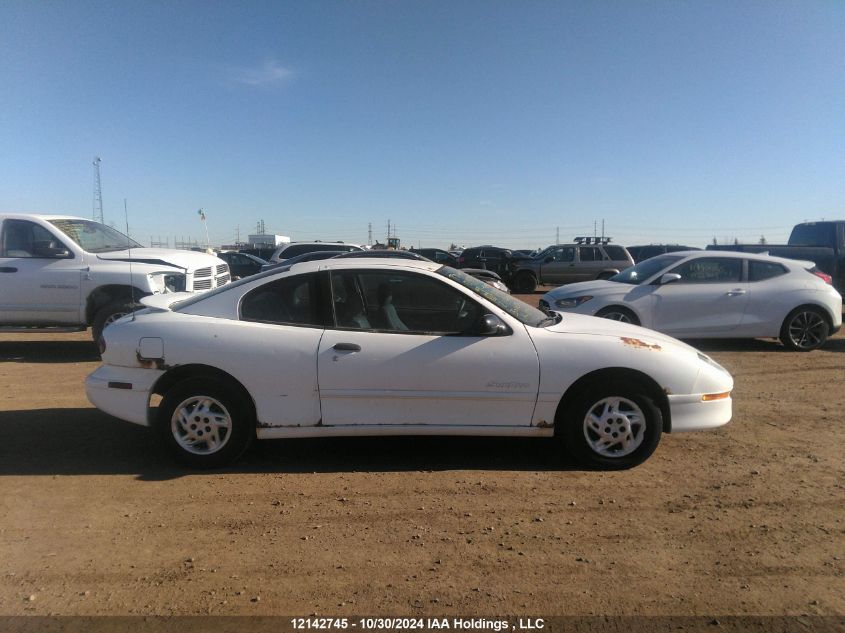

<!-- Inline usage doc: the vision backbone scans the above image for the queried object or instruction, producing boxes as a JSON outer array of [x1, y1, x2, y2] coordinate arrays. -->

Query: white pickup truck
[[0, 213, 230, 340]]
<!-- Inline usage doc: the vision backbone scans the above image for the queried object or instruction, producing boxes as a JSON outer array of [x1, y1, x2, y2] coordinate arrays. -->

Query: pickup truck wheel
[[562, 381, 662, 470], [595, 306, 640, 326], [513, 272, 537, 294], [92, 300, 137, 341], [157, 377, 255, 468], [780, 307, 829, 351]]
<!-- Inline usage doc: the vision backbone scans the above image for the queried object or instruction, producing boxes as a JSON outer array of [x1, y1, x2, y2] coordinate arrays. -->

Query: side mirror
[[479, 314, 510, 336], [659, 273, 682, 285], [33, 241, 70, 258]]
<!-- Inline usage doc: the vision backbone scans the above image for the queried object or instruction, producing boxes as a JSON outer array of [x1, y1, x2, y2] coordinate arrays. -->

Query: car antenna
[[124, 198, 136, 322]]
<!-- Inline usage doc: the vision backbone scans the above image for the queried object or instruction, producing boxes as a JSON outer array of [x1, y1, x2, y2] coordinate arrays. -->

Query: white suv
[[0, 213, 230, 339]]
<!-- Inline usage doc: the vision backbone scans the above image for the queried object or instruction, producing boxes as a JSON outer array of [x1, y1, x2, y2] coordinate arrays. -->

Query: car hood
[[544, 279, 630, 298], [140, 292, 196, 311], [542, 312, 700, 354], [96, 248, 224, 271]]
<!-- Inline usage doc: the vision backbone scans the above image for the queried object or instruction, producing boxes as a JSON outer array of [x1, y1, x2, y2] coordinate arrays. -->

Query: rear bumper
[[85, 365, 163, 426], [667, 394, 732, 432]]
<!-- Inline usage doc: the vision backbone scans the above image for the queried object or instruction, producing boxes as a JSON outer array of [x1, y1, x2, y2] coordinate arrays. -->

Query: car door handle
[[726, 289, 746, 296], [333, 343, 361, 352], [0, 267, 17, 273]]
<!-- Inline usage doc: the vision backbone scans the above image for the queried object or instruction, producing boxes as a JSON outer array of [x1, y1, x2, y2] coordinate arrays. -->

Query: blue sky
[[1, 1, 843, 249]]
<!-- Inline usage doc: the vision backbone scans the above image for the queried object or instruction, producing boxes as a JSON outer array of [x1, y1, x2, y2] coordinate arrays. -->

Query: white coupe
[[540, 251, 842, 351], [86, 259, 733, 469]]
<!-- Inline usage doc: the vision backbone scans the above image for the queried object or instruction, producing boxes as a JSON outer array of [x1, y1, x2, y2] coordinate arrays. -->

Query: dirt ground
[[1, 294, 844, 619]]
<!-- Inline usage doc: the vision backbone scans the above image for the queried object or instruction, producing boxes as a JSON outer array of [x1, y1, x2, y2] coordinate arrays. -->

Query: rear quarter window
[[749, 260, 788, 282], [603, 245, 629, 261]]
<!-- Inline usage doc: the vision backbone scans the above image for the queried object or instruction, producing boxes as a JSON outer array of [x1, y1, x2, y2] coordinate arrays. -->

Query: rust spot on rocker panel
[[536, 420, 554, 429], [620, 337, 661, 351]]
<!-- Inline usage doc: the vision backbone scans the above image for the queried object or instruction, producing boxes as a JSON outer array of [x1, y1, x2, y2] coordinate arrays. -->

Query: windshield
[[609, 254, 685, 285], [437, 266, 550, 327], [49, 219, 142, 252]]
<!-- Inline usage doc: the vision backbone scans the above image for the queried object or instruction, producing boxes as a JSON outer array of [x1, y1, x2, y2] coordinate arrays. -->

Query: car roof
[[668, 249, 813, 267], [260, 257, 441, 276], [279, 240, 360, 248], [0, 213, 89, 221]]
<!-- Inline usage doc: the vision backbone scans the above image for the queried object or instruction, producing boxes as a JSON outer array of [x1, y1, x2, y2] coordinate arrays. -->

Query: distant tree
[[733, 238, 739, 245], [759, 235, 767, 245], [712, 237, 718, 246]]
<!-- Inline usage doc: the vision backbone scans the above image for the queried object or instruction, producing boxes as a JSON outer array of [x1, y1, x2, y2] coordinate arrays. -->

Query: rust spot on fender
[[536, 420, 554, 429], [620, 337, 661, 351]]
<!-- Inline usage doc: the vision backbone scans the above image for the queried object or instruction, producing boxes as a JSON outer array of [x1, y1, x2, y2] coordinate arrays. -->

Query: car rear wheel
[[157, 376, 255, 468], [595, 306, 640, 326], [513, 272, 537, 294], [562, 381, 662, 469], [780, 306, 829, 351]]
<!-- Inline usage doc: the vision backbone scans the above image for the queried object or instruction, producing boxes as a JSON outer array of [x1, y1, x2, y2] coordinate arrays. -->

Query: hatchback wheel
[[157, 377, 255, 468], [595, 306, 640, 326], [780, 307, 829, 351], [562, 381, 662, 469]]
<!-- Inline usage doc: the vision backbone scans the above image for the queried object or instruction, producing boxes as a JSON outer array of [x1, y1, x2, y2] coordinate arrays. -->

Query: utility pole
[[387, 219, 391, 242], [601, 219, 605, 240], [368, 222, 372, 246], [556, 226, 560, 245], [92, 157, 104, 224]]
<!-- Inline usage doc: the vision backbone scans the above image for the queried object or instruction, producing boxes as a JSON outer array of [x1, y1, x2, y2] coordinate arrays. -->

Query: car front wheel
[[561, 381, 662, 469], [157, 376, 255, 468], [595, 306, 640, 326], [92, 300, 138, 341]]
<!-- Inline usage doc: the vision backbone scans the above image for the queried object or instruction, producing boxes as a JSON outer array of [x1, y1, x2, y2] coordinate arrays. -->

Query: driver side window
[[330, 270, 482, 335], [0, 220, 70, 258], [669, 257, 742, 283], [550, 247, 575, 262]]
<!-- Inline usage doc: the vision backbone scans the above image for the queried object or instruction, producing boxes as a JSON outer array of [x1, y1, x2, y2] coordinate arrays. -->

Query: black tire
[[513, 272, 537, 294], [561, 381, 662, 470], [92, 300, 138, 341], [595, 306, 640, 326], [779, 306, 829, 351], [156, 376, 255, 468]]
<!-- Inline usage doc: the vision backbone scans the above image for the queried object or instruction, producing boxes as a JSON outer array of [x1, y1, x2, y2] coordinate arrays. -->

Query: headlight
[[163, 274, 186, 293], [555, 295, 593, 308], [697, 352, 730, 375], [148, 272, 186, 294]]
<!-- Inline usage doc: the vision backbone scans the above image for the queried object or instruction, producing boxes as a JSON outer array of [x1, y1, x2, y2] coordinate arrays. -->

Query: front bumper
[[86, 365, 164, 426], [667, 394, 732, 432]]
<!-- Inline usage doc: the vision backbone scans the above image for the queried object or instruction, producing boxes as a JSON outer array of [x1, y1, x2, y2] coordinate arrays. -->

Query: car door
[[0, 219, 83, 324], [539, 246, 576, 284], [575, 246, 603, 281], [650, 256, 749, 335], [317, 268, 539, 427], [235, 271, 327, 428]]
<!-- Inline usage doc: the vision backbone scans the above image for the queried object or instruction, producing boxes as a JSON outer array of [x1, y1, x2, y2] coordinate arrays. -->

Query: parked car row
[[227, 239, 709, 295]]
